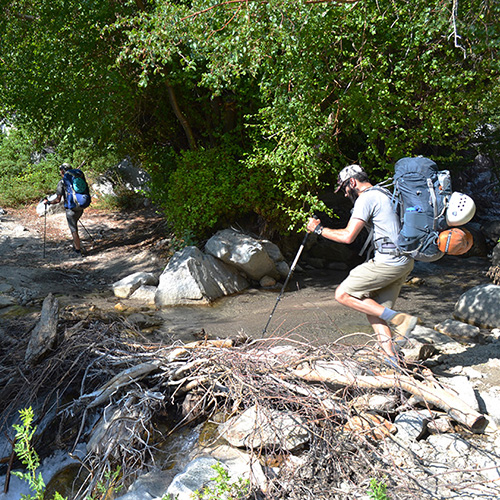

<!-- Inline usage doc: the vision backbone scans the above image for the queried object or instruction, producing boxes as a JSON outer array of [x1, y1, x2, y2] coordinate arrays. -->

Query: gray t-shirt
[[351, 187, 411, 265]]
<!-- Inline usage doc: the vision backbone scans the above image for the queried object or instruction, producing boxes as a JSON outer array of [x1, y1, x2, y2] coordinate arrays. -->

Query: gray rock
[[438, 375, 479, 412], [92, 158, 151, 197], [434, 319, 480, 342], [114, 469, 174, 500], [129, 285, 157, 305], [112, 272, 159, 299], [25, 294, 59, 365], [220, 404, 310, 451], [259, 275, 276, 288], [481, 220, 500, 242], [352, 393, 399, 413], [0, 295, 16, 308], [0, 282, 14, 293], [477, 389, 500, 426], [426, 416, 455, 434], [394, 410, 434, 442], [492, 242, 500, 267], [194, 444, 267, 493], [275, 260, 291, 279], [260, 239, 284, 263], [166, 457, 219, 500], [454, 284, 500, 329], [36, 195, 63, 216], [155, 246, 248, 307], [205, 229, 278, 281], [407, 324, 461, 346], [426, 434, 470, 458]]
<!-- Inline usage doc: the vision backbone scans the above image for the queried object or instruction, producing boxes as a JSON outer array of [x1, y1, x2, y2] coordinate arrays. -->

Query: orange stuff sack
[[437, 228, 473, 255]]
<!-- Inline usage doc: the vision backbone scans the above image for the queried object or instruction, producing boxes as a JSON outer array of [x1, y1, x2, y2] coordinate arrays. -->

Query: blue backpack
[[365, 157, 453, 262], [63, 169, 91, 209]]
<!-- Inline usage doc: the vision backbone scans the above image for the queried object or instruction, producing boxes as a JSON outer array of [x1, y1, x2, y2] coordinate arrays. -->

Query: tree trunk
[[166, 81, 197, 150]]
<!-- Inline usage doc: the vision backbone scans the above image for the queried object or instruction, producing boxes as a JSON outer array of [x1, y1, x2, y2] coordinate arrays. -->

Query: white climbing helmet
[[446, 192, 476, 227]]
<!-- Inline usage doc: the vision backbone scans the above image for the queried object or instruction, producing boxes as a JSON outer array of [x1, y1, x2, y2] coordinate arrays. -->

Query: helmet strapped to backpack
[[446, 192, 476, 226], [438, 228, 473, 255]]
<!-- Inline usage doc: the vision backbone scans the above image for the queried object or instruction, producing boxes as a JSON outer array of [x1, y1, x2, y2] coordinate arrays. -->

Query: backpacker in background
[[389, 156, 475, 262], [63, 168, 91, 210]]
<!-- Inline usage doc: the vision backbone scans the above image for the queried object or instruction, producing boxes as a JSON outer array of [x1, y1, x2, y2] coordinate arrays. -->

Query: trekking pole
[[79, 220, 96, 244], [262, 230, 310, 336], [43, 203, 47, 259]]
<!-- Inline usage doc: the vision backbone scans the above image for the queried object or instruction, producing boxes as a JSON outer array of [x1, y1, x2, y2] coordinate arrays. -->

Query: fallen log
[[292, 360, 488, 433]]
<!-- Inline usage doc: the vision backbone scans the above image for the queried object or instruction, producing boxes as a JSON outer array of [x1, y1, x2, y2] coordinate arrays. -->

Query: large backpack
[[392, 156, 452, 261], [368, 157, 454, 262], [63, 168, 91, 210]]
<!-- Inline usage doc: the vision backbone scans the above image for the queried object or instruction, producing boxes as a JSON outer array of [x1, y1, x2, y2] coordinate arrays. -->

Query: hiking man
[[307, 164, 419, 366], [44, 163, 86, 255]]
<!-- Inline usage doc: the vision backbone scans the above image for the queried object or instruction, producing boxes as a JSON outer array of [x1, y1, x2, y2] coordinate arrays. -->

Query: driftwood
[[292, 360, 487, 432], [81, 361, 161, 409]]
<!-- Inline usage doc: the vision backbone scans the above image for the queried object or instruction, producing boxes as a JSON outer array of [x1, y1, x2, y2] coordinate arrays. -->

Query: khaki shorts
[[337, 259, 414, 308]]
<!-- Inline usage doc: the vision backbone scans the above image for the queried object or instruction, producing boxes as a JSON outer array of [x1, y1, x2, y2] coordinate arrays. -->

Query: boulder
[[260, 239, 284, 263], [454, 284, 500, 329], [205, 229, 278, 281], [155, 246, 248, 307], [164, 457, 225, 500], [394, 409, 434, 442], [480, 220, 500, 242], [0, 295, 16, 308], [92, 158, 151, 197], [492, 242, 500, 267], [36, 195, 62, 216], [437, 375, 479, 412], [219, 404, 310, 452], [275, 260, 291, 279], [112, 272, 159, 299], [434, 319, 480, 342], [129, 285, 157, 305]]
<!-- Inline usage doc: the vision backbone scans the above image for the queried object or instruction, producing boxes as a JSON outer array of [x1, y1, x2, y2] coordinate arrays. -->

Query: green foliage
[[367, 478, 389, 500], [12, 407, 45, 500], [86, 466, 124, 500], [150, 142, 282, 238], [12, 407, 66, 500], [192, 462, 250, 500], [0, 127, 61, 206], [1, 0, 500, 234]]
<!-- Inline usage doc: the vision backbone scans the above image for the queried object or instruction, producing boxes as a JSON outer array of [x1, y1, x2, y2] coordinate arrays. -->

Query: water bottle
[[403, 206, 425, 238]]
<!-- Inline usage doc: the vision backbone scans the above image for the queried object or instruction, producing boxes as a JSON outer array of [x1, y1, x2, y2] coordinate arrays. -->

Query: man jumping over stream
[[307, 164, 419, 367]]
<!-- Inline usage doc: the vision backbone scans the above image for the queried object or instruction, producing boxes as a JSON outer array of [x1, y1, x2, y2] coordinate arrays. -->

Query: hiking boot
[[389, 313, 419, 338], [72, 247, 84, 257]]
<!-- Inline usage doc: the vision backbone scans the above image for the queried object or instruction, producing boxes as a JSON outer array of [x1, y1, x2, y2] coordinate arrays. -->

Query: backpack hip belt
[[373, 237, 398, 254]]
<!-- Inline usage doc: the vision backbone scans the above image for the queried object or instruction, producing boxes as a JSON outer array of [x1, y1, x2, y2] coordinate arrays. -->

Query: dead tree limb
[[292, 361, 488, 432]]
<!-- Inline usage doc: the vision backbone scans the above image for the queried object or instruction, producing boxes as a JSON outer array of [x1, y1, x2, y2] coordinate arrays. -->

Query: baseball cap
[[334, 164, 365, 193]]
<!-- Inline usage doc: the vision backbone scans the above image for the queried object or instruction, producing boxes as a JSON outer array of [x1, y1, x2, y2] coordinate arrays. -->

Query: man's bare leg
[[71, 230, 81, 251], [367, 314, 396, 357]]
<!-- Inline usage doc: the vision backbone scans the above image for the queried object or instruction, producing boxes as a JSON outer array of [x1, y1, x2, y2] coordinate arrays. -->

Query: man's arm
[[307, 217, 365, 244]]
